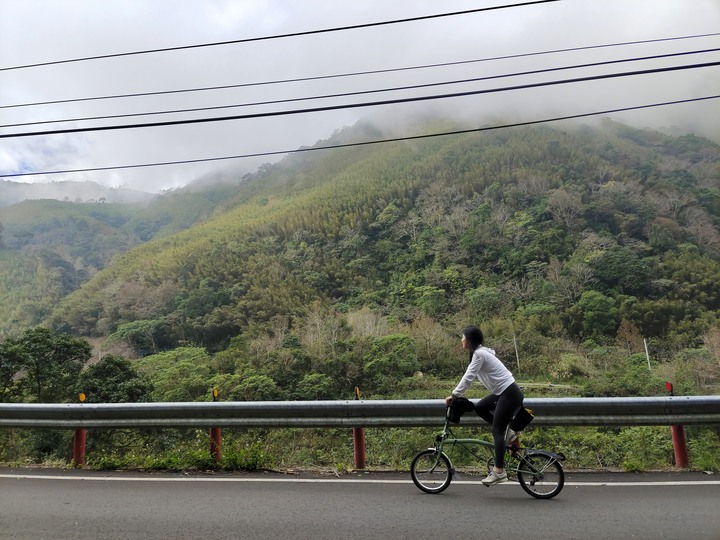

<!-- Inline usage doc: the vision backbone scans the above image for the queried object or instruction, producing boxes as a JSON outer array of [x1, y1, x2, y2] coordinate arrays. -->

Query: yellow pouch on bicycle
[[510, 407, 534, 431]]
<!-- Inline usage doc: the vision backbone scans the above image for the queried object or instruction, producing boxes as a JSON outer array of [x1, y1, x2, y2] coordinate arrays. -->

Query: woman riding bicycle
[[445, 325, 524, 486]]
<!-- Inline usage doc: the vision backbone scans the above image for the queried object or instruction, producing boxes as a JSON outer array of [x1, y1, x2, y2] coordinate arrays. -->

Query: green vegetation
[[0, 182, 249, 335], [0, 327, 91, 403], [1, 118, 719, 471]]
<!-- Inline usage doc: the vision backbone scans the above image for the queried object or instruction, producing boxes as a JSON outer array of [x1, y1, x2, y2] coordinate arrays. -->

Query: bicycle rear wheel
[[410, 450, 452, 494], [517, 452, 564, 499]]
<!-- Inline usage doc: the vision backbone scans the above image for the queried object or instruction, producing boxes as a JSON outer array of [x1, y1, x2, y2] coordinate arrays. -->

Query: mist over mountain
[[0, 179, 155, 208]]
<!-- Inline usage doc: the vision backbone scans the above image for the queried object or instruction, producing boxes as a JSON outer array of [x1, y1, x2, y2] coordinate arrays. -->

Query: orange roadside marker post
[[73, 393, 87, 467], [210, 388, 222, 463]]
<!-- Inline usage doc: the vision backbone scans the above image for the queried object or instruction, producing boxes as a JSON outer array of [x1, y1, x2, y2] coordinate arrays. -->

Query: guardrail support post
[[670, 424, 688, 468], [209, 388, 222, 463], [73, 428, 86, 467], [665, 382, 688, 468], [352, 387, 366, 469], [353, 427, 366, 469], [210, 427, 222, 463], [72, 392, 87, 467]]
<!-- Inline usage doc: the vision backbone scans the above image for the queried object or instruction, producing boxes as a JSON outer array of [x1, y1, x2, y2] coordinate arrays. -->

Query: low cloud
[[1, 0, 718, 193]]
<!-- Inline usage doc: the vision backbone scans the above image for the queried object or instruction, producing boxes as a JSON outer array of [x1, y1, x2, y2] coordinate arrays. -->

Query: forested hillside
[[3, 118, 720, 471], [37, 118, 720, 399], [0, 180, 248, 334]]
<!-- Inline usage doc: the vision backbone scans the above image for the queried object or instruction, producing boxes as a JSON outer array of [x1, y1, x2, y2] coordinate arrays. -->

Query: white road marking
[[1, 473, 718, 486]]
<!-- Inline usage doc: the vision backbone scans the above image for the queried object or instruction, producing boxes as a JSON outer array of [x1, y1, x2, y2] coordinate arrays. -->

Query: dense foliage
[[1, 118, 719, 470], [0, 181, 249, 335], [37, 120, 720, 391]]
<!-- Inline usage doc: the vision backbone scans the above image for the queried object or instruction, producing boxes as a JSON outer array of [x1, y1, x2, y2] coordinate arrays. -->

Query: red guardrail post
[[73, 392, 87, 467], [210, 389, 222, 463], [210, 427, 222, 463], [670, 425, 688, 468], [666, 382, 688, 468], [353, 427, 366, 469], [73, 428, 87, 467], [352, 387, 366, 469]]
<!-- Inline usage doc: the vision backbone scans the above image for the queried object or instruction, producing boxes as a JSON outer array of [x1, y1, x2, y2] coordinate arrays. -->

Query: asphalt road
[[1, 468, 719, 539]]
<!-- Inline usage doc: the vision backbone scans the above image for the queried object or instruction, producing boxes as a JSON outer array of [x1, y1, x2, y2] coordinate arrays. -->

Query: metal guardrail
[[1, 396, 719, 429]]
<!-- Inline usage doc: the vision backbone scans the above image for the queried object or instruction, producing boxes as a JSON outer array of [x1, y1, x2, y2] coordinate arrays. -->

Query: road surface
[[1, 468, 718, 539]]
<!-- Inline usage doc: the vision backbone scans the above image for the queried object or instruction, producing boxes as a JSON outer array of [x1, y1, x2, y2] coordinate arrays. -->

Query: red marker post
[[666, 382, 688, 468], [210, 388, 222, 463], [352, 387, 366, 469], [73, 393, 87, 467]]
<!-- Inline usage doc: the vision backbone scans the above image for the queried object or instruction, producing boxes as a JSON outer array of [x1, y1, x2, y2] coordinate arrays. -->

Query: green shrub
[[687, 427, 720, 472], [89, 452, 127, 470], [222, 441, 274, 471], [616, 427, 673, 471]]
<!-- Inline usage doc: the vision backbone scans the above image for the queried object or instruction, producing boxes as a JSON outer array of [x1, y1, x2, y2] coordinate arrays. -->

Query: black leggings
[[474, 382, 524, 469]]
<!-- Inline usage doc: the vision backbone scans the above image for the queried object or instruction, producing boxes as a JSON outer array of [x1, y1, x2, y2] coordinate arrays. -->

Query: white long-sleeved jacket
[[452, 346, 514, 397]]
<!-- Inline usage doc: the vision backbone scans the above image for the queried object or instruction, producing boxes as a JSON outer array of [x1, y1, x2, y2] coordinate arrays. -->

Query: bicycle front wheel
[[410, 450, 452, 494], [517, 452, 564, 499]]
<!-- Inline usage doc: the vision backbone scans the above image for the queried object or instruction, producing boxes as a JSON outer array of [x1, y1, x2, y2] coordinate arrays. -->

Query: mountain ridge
[[1, 118, 719, 372], [39, 118, 720, 359]]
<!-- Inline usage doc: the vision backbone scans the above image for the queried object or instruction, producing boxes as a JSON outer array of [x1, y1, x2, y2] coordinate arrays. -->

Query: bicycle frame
[[432, 411, 564, 477], [431, 419, 498, 472]]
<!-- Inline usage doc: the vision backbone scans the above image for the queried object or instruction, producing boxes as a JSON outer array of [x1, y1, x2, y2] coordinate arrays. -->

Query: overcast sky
[[1, 0, 719, 193]]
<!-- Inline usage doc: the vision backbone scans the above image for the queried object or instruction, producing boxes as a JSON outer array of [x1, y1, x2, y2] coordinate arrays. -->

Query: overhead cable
[[0, 0, 559, 72], [2, 60, 718, 139], [4, 47, 718, 129], [2, 94, 718, 179], [3, 31, 719, 110]]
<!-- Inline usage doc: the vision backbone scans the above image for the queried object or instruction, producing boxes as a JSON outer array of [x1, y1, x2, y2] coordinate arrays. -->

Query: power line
[[2, 94, 717, 179], [0, 0, 559, 72], [2, 60, 718, 139], [4, 47, 718, 130], [4, 31, 718, 110]]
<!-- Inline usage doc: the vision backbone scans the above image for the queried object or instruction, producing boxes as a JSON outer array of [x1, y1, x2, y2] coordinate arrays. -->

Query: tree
[[109, 319, 173, 357], [547, 259, 595, 308], [702, 326, 720, 365], [683, 206, 720, 258], [363, 334, 420, 394], [576, 291, 619, 340], [413, 285, 447, 316], [466, 285, 502, 314], [410, 315, 454, 375], [19, 327, 91, 402], [300, 303, 346, 359], [74, 355, 153, 403], [135, 347, 213, 402], [0, 338, 28, 402], [591, 247, 652, 296], [295, 373, 335, 400], [546, 189, 583, 230], [615, 319, 644, 353], [231, 374, 284, 401]]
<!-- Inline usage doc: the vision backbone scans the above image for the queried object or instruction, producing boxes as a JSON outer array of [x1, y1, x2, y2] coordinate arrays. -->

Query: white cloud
[[1, 0, 718, 193]]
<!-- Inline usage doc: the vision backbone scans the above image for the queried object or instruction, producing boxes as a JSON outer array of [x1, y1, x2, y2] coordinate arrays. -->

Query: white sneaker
[[505, 428, 518, 446], [481, 470, 508, 486]]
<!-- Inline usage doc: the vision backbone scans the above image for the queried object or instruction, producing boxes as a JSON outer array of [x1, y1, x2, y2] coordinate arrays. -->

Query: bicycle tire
[[517, 452, 564, 499], [410, 450, 452, 494]]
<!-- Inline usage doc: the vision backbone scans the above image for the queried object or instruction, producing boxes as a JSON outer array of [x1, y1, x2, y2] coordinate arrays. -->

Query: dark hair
[[463, 325, 484, 360]]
